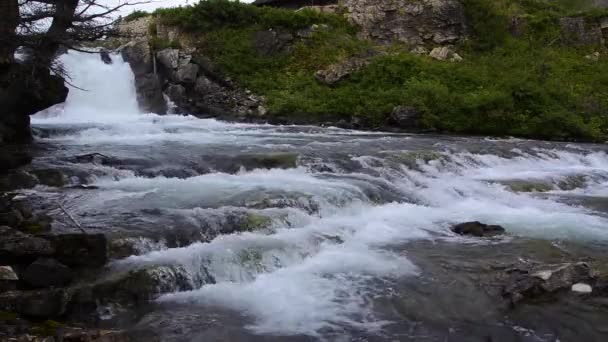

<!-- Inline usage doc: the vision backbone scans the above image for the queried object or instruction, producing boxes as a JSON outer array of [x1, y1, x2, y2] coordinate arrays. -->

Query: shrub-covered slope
[[155, 0, 608, 141]]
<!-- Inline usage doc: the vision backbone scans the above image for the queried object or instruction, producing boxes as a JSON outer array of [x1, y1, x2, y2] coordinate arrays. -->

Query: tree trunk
[[0, 0, 19, 66], [37, 0, 79, 65]]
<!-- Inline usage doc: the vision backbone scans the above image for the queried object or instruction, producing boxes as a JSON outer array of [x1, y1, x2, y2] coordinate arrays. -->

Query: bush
[[123, 10, 150, 22]]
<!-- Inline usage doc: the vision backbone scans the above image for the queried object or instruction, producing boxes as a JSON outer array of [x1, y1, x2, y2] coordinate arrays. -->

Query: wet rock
[[0, 289, 70, 318], [60, 329, 130, 342], [254, 30, 293, 56], [230, 153, 298, 171], [0, 209, 23, 228], [314, 57, 370, 86], [156, 49, 180, 70], [133, 74, 167, 114], [0, 227, 54, 264], [0, 148, 32, 172], [451, 222, 506, 237], [30, 169, 68, 188], [389, 106, 419, 129], [44, 234, 108, 268], [503, 262, 595, 304], [175, 63, 199, 84], [0, 171, 38, 191], [0, 266, 19, 292], [22, 258, 73, 289], [99, 50, 112, 65]]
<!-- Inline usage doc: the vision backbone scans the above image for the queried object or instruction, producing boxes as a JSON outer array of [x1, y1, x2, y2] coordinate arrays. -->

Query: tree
[[1, 0, 151, 71]]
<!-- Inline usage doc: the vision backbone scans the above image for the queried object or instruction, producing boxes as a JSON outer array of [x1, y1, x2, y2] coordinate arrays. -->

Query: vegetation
[[123, 10, 150, 22], [155, 0, 608, 141]]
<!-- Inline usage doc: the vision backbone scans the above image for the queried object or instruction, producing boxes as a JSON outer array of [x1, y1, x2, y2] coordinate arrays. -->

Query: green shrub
[[123, 10, 150, 22]]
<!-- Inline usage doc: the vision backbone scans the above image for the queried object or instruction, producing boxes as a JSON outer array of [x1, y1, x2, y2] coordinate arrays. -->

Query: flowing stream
[[27, 51, 608, 341]]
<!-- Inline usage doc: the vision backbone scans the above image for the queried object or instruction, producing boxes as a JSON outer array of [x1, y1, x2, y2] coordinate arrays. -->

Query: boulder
[[30, 169, 68, 187], [389, 106, 420, 129], [314, 57, 370, 86], [22, 258, 73, 288], [0, 170, 38, 191], [451, 221, 506, 237], [175, 63, 199, 84], [99, 50, 112, 65], [503, 262, 595, 304], [0, 288, 70, 318], [344, 0, 465, 46], [44, 234, 108, 268], [0, 226, 54, 264], [429, 46, 451, 60], [156, 49, 180, 70], [0, 209, 23, 228], [133, 74, 167, 114], [254, 30, 294, 56], [0, 266, 18, 292]]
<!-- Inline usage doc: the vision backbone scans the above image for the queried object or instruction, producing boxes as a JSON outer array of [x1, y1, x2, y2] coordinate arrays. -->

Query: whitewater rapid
[[30, 50, 608, 339]]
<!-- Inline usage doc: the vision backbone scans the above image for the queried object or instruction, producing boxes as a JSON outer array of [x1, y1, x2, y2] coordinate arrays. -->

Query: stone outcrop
[[0, 64, 68, 143], [315, 57, 371, 86], [344, 0, 466, 46], [560, 17, 605, 46]]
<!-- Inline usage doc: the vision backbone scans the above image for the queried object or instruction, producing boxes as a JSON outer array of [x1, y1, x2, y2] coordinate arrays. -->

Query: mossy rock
[[507, 181, 554, 193], [31, 169, 69, 188], [243, 213, 272, 232], [0, 311, 18, 322], [32, 320, 64, 337]]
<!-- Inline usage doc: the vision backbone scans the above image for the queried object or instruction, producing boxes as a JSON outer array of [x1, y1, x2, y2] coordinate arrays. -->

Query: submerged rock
[[22, 258, 73, 289], [451, 222, 506, 237], [503, 262, 596, 304]]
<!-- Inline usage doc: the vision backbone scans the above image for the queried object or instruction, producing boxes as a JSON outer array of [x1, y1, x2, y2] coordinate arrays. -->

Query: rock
[[99, 50, 112, 65], [0, 209, 23, 228], [344, 0, 465, 46], [429, 46, 451, 60], [166, 84, 187, 105], [0, 64, 68, 143], [60, 329, 130, 342], [314, 57, 370, 86], [0, 171, 38, 191], [0, 227, 54, 264], [451, 221, 506, 237], [231, 153, 299, 171], [156, 49, 180, 70], [389, 106, 419, 129], [254, 30, 294, 56], [560, 17, 604, 47], [572, 283, 593, 294], [22, 258, 73, 288], [411, 46, 429, 55], [44, 234, 108, 268], [133, 74, 167, 114], [0, 288, 70, 318], [175, 63, 199, 84], [450, 53, 463, 62], [0, 266, 18, 292], [0, 148, 32, 172], [30, 169, 68, 188], [503, 262, 595, 304], [585, 51, 601, 62]]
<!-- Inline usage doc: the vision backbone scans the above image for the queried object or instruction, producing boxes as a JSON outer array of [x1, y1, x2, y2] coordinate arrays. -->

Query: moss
[[243, 213, 272, 232], [32, 320, 64, 337], [0, 311, 18, 322]]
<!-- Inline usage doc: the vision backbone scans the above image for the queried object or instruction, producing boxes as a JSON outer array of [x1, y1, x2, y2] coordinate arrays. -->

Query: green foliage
[[155, 0, 608, 141], [150, 37, 181, 50], [155, 0, 353, 33], [123, 10, 150, 22]]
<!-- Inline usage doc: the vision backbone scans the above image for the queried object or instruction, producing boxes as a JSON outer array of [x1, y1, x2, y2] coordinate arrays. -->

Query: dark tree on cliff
[[0, 0, 151, 71]]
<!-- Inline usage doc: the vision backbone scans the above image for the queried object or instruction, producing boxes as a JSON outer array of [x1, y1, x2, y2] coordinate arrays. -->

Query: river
[[25, 51, 608, 341]]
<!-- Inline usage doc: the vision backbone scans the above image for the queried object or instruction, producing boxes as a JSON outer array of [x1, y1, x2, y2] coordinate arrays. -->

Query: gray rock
[[30, 169, 68, 187], [0, 288, 70, 318], [0, 209, 23, 228], [120, 40, 153, 76], [0, 226, 54, 264], [429, 46, 451, 60], [44, 234, 108, 268], [194, 76, 223, 95], [176, 63, 199, 84], [100, 50, 112, 65], [0, 266, 18, 292], [254, 30, 294, 56], [451, 221, 506, 237], [314, 57, 370, 86], [134, 74, 167, 114], [389, 106, 420, 129], [156, 49, 180, 70], [22, 258, 73, 288], [503, 262, 595, 304], [560, 17, 604, 46]]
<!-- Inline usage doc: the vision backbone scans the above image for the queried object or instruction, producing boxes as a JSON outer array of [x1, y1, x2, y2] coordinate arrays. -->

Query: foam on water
[[29, 49, 608, 338]]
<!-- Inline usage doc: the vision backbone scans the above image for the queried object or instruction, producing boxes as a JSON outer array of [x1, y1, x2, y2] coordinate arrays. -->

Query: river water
[[27, 51, 608, 341]]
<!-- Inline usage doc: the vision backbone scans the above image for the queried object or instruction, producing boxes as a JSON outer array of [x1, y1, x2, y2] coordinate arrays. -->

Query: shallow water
[[26, 51, 608, 341]]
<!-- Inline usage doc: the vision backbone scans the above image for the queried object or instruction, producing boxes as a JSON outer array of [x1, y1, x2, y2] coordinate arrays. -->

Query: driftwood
[[57, 201, 86, 234]]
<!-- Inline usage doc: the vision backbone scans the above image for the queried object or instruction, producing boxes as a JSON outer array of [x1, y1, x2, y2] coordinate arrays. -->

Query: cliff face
[[344, 0, 466, 46]]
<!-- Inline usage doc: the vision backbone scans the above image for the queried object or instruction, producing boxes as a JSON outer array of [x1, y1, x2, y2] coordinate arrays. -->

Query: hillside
[[140, 0, 608, 141]]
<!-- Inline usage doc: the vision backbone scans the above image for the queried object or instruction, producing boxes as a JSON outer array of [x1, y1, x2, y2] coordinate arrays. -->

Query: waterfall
[[33, 50, 140, 123]]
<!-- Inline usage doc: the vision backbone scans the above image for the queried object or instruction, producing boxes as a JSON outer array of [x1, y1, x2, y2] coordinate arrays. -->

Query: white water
[[31, 50, 608, 338]]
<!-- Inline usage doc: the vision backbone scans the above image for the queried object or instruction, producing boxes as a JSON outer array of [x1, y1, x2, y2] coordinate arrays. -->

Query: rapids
[[27, 51, 608, 341]]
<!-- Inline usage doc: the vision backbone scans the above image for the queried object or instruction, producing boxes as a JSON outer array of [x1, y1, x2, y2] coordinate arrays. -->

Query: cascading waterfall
[[27, 50, 608, 341]]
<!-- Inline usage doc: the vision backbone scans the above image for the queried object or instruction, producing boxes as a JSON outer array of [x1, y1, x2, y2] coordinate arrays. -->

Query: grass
[[154, 0, 608, 141]]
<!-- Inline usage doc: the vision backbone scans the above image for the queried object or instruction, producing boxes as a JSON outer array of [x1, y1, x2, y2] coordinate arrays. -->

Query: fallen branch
[[57, 201, 87, 234]]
